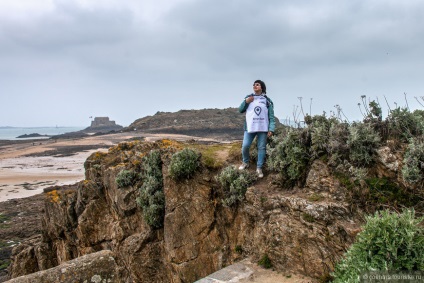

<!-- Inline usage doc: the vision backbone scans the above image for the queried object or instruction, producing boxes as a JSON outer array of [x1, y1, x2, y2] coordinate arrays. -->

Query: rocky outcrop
[[0, 194, 45, 282], [7, 140, 360, 282], [6, 250, 117, 283], [125, 108, 282, 140], [51, 117, 123, 139]]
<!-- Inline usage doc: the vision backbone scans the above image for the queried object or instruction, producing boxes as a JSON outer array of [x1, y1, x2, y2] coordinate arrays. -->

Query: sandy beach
[[0, 132, 227, 203], [0, 150, 99, 202], [0, 133, 122, 202]]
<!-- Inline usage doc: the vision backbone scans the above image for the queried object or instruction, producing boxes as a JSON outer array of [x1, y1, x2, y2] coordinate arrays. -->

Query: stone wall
[[90, 117, 117, 128]]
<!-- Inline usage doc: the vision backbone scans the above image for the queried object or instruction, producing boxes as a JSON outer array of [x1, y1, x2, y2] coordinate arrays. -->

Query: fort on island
[[90, 117, 119, 128], [84, 117, 123, 133]]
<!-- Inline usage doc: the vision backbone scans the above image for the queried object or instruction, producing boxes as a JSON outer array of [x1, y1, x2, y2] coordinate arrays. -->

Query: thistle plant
[[368, 100, 382, 121]]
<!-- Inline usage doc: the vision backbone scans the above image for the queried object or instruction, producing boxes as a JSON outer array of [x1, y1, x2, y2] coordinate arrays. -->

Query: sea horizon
[[0, 126, 85, 140]]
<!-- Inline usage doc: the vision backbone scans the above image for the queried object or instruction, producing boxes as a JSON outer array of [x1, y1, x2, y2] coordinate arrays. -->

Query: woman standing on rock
[[238, 79, 275, 178]]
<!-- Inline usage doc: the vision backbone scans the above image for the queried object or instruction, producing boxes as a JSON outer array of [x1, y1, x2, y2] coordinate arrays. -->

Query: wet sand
[[0, 132, 226, 202], [0, 150, 102, 202]]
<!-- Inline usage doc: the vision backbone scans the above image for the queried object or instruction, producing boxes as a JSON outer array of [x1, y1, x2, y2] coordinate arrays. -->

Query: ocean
[[0, 127, 84, 140]]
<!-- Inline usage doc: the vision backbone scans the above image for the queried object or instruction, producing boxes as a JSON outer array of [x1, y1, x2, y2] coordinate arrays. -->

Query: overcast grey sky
[[1, 0, 423, 127]]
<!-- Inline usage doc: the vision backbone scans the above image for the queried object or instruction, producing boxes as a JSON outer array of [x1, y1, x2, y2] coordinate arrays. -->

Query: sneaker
[[238, 162, 249, 170], [256, 168, 264, 178]]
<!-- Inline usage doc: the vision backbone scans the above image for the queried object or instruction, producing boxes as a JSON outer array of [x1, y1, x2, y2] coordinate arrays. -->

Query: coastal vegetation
[[331, 209, 424, 282], [268, 98, 424, 282], [115, 169, 137, 188], [402, 137, 424, 184], [168, 148, 200, 180], [267, 101, 423, 208], [136, 150, 165, 228], [258, 254, 273, 269], [216, 165, 257, 207]]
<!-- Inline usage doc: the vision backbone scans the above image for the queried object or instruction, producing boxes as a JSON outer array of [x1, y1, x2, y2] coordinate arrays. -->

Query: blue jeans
[[242, 131, 267, 168]]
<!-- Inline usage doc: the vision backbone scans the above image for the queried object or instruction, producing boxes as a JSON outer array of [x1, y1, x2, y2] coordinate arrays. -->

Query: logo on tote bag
[[254, 106, 262, 116]]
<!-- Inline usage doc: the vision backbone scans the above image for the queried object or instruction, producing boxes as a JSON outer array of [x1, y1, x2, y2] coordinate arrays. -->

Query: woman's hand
[[245, 96, 254, 103], [267, 131, 273, 137]]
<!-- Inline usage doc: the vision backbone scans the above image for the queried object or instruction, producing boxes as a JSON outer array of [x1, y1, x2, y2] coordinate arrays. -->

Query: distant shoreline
[[0, 126, 85, 141]]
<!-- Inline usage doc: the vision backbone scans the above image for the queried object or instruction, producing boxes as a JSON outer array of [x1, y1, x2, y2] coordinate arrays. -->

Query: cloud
[[0, 0, 423, 126]]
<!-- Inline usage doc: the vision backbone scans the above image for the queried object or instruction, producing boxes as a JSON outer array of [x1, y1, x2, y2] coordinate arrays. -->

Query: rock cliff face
[[8, 140, 361, 282]]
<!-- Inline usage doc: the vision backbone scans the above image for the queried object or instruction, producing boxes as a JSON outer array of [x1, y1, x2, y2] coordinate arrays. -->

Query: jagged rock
[[164, 174, 224, 283], [305, 159, 342, 199], [7, 236, 42, 278], [5, 250, 117, 283], [376, 146, 401, 174], [240, 186, 355, 279]]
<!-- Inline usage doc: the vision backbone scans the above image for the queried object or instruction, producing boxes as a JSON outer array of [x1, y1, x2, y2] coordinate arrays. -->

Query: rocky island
[[16, 133, 50, 139], [50, 117, 123, 139], [84, 117, 123, 133]]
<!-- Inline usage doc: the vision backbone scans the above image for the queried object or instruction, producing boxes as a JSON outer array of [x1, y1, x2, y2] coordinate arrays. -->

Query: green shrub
[[402, 137, 424, 184], [142, 150, 163, 178], [266, 129, 309, 184], [327, 122, 350, 167], [258, 254, 273, 269], [348, 166, 368, 181], [137, 189, 165, 228], [331, 209, 424, 283], [347, 122, 380, 166], [367, 100, 382, 121], [0, 259, 11, 270], [308, 114, 336, 158], [169, 148, 200, 179], [310, 123, 329, 158], [115, 169, 137, 188], [386, 108, 424, 141], [365, 177, 417, 208], [235, 245, 243, 254], [0, 213, 9, 224], [302, 213, 315, 223], [136, 150, 165, 228], [217, 165, 257, 206]]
